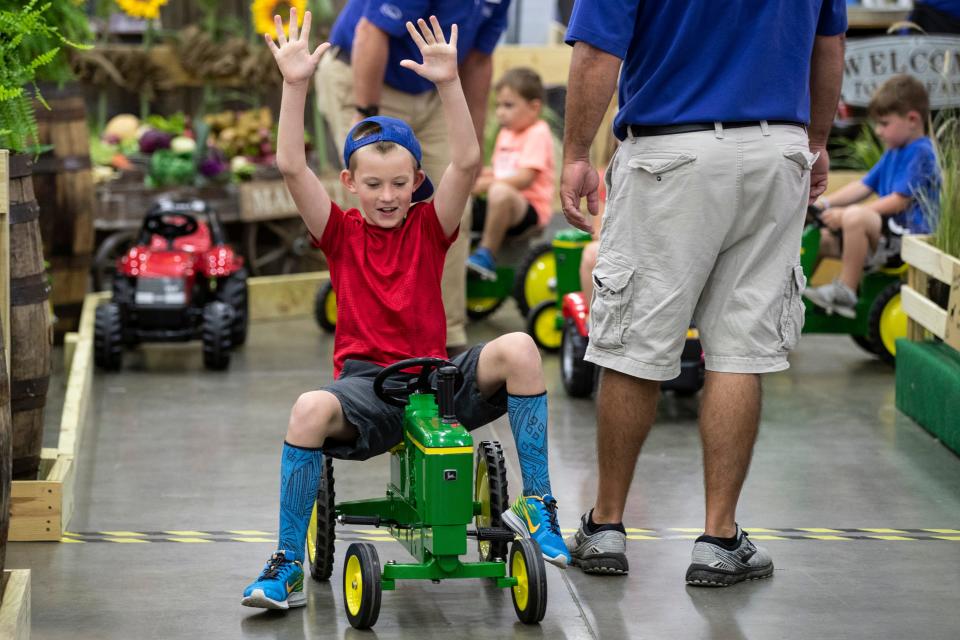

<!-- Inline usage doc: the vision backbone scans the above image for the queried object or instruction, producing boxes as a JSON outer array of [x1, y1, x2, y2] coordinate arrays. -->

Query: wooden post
[[0, 150, 8, 376]]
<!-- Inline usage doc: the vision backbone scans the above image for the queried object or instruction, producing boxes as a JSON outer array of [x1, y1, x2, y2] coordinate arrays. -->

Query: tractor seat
[[148, 221, 213, 253]]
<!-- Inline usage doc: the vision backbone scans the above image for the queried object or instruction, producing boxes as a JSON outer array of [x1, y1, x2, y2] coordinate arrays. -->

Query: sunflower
[[252, 0, 307, 36], [115, 0, 169, 20]]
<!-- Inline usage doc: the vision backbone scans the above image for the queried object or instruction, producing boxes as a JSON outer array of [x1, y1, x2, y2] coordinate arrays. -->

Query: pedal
[[469, 527, 517, 543]]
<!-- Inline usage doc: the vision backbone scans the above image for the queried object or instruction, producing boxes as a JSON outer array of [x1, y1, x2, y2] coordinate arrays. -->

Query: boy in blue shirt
[[804, 74, 940, 318]]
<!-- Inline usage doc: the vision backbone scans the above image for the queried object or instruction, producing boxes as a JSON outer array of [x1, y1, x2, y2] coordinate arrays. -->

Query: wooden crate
[[8, 292, 105, 541], [901, 235, 960, 350]]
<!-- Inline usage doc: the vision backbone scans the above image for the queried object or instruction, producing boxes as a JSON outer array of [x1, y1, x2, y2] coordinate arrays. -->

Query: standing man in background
[[560, 1, 846, 585], [317, 0, 512, 354]]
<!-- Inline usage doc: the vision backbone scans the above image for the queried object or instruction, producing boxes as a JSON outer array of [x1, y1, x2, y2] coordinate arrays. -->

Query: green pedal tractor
[[305, 357, 547, 630], [801, 207, 908, 364]]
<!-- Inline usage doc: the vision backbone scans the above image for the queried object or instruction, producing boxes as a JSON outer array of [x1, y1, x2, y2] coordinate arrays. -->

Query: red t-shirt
[[313, 201, 457, 377]]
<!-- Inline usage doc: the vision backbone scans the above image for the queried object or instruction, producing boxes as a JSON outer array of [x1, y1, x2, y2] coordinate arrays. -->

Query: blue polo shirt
[[565, 1, 848, 139], [331, 0, 511, 95], [862, 137, 939, 234]]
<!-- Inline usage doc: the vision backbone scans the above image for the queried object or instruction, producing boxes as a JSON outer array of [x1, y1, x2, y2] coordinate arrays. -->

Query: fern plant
[[0, 0, 91, 152]]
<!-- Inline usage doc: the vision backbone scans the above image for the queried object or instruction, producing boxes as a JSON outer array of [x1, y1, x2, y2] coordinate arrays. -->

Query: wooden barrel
[[0, 318, 11, 576], [33, 83, 95, 336], [9, 154, 52, 479]]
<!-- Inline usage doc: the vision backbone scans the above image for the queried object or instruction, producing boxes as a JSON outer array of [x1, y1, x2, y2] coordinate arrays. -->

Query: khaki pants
[[316, 52, 470, 347]]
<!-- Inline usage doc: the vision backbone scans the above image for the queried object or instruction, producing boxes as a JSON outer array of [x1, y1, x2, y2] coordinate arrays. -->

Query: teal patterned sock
[[507, 392, 551, 497], [277, 441, 323, 563]]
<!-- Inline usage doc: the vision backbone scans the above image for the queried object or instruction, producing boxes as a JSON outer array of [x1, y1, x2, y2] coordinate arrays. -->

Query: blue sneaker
[[466, 248, 497, 281], [241, 550, 306, 610], [502, 494, 571, 568]]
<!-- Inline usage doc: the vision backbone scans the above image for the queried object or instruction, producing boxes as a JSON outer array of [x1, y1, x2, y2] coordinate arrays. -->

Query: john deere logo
[[443, 470, 457, 481]]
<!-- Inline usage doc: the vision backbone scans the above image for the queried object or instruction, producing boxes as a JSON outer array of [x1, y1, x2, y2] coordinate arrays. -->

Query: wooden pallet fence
[[901, 235, 960, 350], [8, 292, 106, 541]]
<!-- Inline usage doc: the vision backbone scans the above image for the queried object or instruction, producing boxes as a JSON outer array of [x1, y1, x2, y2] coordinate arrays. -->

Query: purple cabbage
[[138, 130, 173, 154]]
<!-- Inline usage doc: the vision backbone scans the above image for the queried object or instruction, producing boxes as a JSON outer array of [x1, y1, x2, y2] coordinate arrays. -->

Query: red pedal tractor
[[94, 199, 248, 371]]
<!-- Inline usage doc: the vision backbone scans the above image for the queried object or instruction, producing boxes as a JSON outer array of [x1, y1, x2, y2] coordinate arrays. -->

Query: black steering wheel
[[143, 212, 199, 245], [373, 357, 464, 408]]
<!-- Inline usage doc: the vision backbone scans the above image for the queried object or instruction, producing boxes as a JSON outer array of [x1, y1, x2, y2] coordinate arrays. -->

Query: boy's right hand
[[265, 8, 330, 86]]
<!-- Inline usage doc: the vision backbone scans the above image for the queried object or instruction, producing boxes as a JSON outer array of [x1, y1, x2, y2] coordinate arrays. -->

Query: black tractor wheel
[[513, 241, 555, 318], [307, 457, 336, 581], [202, 301, 234, 371], [466, 294, 505, 320], [217, 269, 249, 346], [510, 538, 548, 625], [851, 334, 880, 356], [867, 281, 906, 366], [475, 441, 510, 563], [527, 300, 562, 352], [94, 303, 124, 371], [561, 319, 595, 397], [343, 542, 382, 630], [314, 281, 337, 333]]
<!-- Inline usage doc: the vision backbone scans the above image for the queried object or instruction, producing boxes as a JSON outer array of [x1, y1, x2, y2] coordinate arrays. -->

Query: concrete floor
[[8, 303, 960, 639]]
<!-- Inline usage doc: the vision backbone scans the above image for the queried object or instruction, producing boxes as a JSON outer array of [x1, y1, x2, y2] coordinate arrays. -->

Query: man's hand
[[265, 8, 329, 86], [400, 17, 459, 87], [809, 143, 829, 205], [561, 160, 600, 232], [821, 206, 844, 230]]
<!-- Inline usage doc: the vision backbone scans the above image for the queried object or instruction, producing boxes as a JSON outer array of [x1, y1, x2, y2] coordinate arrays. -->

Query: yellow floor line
[[99, 531, 148, 537], [103, 538, 149, 543], [750, 535, 789, 541], [798, 528, 844, 534], [867, 535, 915, 541], [164, 530, 211, 536], [227, 530, 273, 536], [861, 528, 907, 534], [804, 535, 850, 541], [925, 529, 960, 534], [167, 537, 213, 543], [933, 535, 960, 541], [230, 537, 275, 543]]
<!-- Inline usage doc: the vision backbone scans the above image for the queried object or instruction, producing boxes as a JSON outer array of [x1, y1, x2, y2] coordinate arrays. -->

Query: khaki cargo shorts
[[585, 123, 814, 380]]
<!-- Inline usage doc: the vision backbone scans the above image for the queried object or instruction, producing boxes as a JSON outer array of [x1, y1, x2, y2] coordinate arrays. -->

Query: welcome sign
[[842, 35, 960, 108]]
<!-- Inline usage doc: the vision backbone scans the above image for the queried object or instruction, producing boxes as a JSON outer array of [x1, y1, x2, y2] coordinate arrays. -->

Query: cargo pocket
[[778, 264, 807, 351], [627, 152, 697, 179], [590, 255, 634, 350]]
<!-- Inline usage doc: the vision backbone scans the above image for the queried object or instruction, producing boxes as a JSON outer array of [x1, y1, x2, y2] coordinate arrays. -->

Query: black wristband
[[355, 104, 380, 118]]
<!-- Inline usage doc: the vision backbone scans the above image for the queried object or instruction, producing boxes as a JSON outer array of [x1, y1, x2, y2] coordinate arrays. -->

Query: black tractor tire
[[202, 301, 234, 371], [561, 319, 595, 397], [343, 543, 382, 630], [94, 303, 124, 371], [513, 241, 554, 318], [308, 457, 336, 582], [510, 538, 548, 625], [466, 294, 506, 320], [217, 269, 249, 346], [851, 334, 880, 356], [314, 281, 337, 333], [475, 441, 510, 563], [867, 281, 902, 366]]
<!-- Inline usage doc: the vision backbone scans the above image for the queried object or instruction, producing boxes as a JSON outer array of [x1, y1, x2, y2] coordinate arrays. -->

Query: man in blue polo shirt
[[560, 1, 846, 586], [316, 1, 512, 353]]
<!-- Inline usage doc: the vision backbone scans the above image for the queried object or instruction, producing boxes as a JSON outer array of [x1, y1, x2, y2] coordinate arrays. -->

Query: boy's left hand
[[401, 16, 459, 86]]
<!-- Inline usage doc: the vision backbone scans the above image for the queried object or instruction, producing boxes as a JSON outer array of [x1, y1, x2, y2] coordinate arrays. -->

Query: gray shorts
[[586, 123, 813, 379], [322, 344, 507, 461]]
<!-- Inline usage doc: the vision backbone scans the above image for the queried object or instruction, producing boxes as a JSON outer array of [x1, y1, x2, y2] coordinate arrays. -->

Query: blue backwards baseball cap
[[343, 116, 434, 202]]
